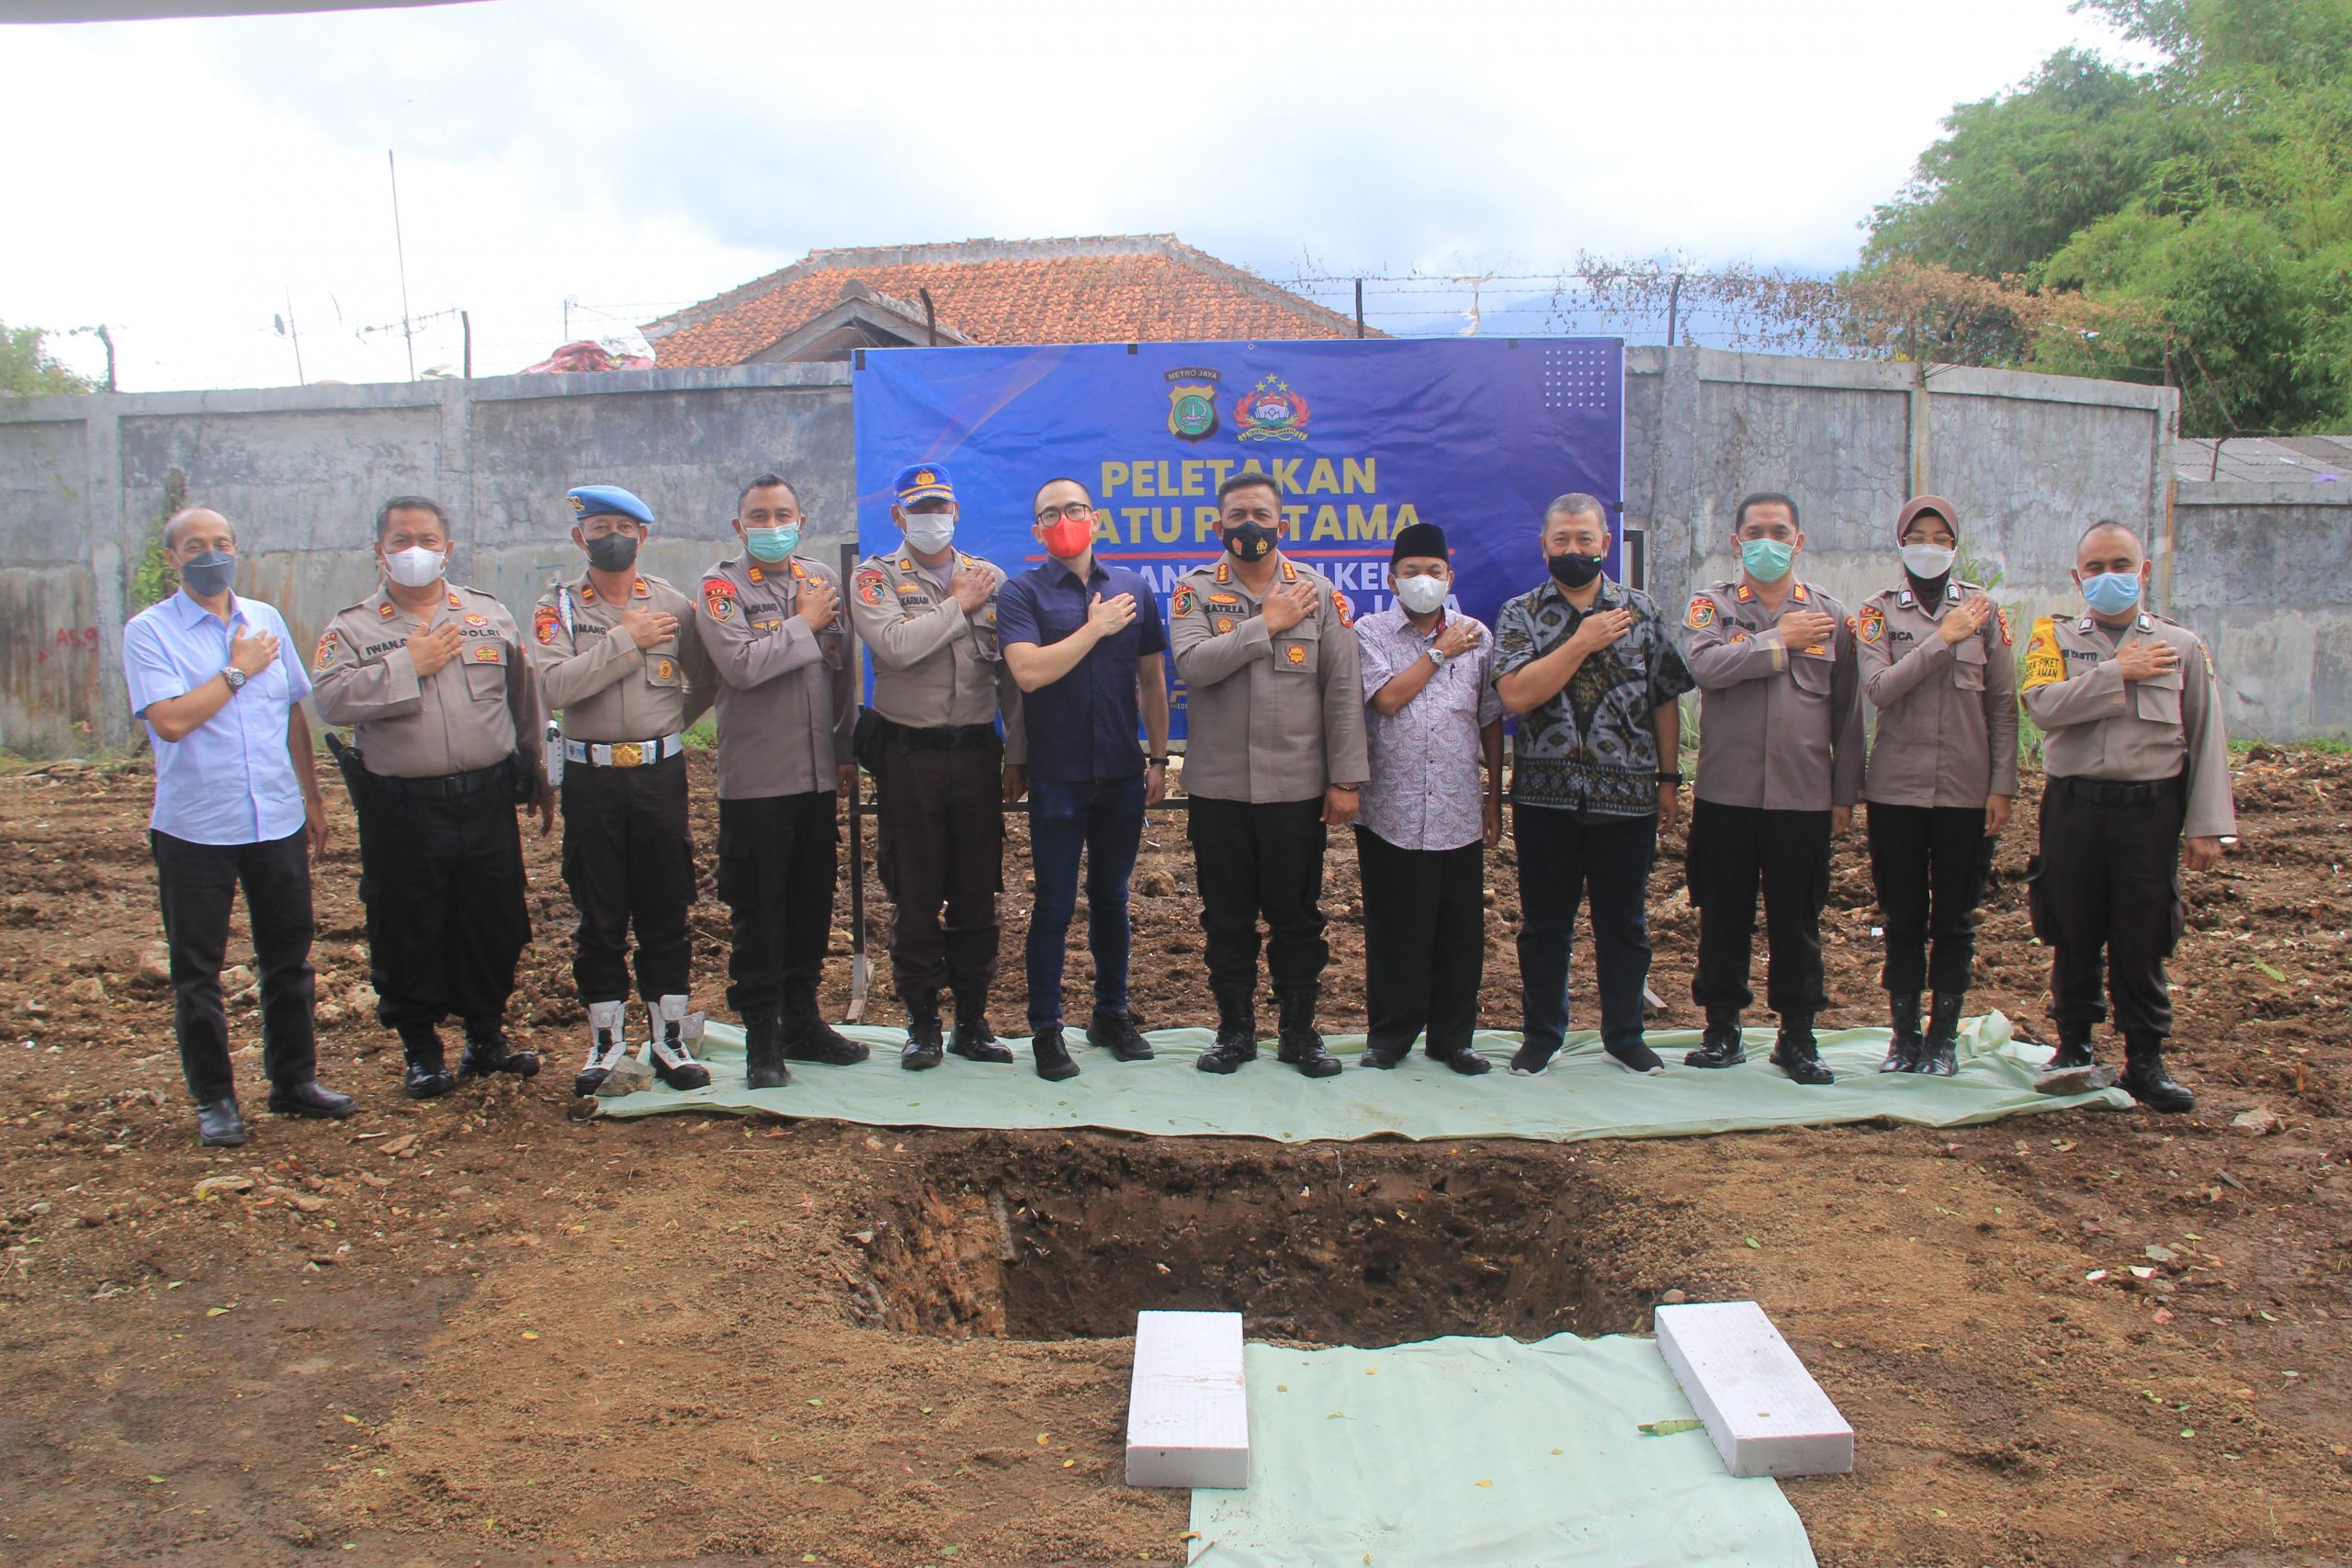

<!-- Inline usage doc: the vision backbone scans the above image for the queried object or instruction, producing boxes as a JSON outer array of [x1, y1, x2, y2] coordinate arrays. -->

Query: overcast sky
[[5, 0, 2144, 392]]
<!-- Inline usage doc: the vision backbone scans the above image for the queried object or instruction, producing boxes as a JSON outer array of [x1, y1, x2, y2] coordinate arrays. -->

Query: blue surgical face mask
[[1740, 537, 1795, 583], [2080, 568, 2143, 616], [744, 525, 799, 563]]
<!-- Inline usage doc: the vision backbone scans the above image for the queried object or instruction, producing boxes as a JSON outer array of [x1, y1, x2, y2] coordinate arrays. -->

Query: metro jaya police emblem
[[1236, 374, 1310, 443], [1165, 367, 1221, 443]]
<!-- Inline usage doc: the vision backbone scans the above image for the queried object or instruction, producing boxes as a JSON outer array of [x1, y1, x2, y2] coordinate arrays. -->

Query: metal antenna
[[388, 149, 416, 380]]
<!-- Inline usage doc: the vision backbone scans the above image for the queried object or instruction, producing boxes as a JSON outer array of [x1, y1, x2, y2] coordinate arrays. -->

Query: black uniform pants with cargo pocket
[[151, 827, 319, 1101], [355, 768, 530, 1034], [717, 790, 838, 1021], [1866, 802, 1992, 997], [1188, 795, 1329, 998], [874, 736, 1004, 996], [2033, 773, 2188, 1039], [1688, 799, 1832, 1017], [560, 751, 694, 1005]]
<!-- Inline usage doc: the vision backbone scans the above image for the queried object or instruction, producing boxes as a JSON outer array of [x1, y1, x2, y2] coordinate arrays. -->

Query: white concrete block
[[1125, 1310, 1249, 1489], [1654, 1300, 1853, 1478]]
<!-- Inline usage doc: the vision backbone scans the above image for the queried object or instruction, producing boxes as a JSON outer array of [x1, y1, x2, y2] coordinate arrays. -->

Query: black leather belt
[[366, 759, 512, 799], [2054, 772, 2184, 807], [877, 717, 999, 751]]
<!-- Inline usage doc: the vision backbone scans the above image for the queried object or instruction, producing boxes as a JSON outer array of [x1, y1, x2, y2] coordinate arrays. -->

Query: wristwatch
[[1654, 771, 1683, 784], [1427, 648, 1450, 669], [1148, 755, 1170, 767], [220, 666, 248, 694]]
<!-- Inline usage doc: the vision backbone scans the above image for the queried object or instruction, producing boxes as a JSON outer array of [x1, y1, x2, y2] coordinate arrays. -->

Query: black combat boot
[[195, 1096, 248, 1146], [2034, 1021, 2119, 1094], [900, 989, 944, 1072], [1030, 1024, 1080, 1082], [743, 1007, 790, 1089], [1918, 992, 1965, 1077], [2121, 1033, 2196, 1113], [1087, 1004, 1155, 1062], [459, 1020, 541, 1081], [1880, 992, 1924, 1074], [1195, 978, 1260, 1074], [1684, 1009, 1747, 1069], [949, 985, 1013, 1063], [399, 1024, 457, 1100], [781, 979, 868, 1066], [1770, 1011, 1835, 1086], [1273, 987, 1341, 1079], [267, 1079, 356, 1119]]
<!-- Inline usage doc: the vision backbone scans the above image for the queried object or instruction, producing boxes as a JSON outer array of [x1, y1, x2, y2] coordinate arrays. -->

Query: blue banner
[[852, 338, 1623, 733]]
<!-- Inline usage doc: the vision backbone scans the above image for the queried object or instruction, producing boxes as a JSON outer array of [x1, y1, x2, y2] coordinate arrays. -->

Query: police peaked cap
[[567, 484, 656, 526]]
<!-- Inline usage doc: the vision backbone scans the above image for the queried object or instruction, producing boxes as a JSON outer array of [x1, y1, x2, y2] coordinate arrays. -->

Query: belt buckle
[[611, 742, 644, 768]]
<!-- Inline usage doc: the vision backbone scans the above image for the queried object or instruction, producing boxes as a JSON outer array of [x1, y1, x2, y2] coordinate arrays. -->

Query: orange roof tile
[[645, 235, 1368, 365]]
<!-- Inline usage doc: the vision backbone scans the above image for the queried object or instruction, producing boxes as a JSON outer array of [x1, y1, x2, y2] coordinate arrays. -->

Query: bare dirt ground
[[0, 748, 2346, 1567]]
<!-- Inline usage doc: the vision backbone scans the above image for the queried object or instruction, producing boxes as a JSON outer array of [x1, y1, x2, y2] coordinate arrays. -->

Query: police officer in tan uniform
[[530, 484, 717, 1096], [2021, 521, 2235, 1111], [698, 473, 863, 1089], [1170, 469, 1371, 1078], [1856, 493, 2021, 1076], [849, 463, 1026, 1071], [312, 494, 551, 1099], [1680, 491, 1865, 1085]]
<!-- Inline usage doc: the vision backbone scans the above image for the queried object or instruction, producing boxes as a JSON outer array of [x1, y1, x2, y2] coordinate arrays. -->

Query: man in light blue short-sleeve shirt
[[120, 506, 352, 1147]]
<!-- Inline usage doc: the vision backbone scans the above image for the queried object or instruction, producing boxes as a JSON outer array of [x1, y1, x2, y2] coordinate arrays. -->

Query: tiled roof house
[[642, 235, 1370, 365]]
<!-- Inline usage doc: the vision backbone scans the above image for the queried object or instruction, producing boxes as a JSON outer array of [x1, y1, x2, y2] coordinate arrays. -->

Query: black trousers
[[1356, 828, 1484, 1054], [1515, 806, 1657, 1052], [1688, 799, 1832, 1016], [2033, 775, 2187, 1039], [1188, 795, 1329, 995], [560, 752, 694, 1004], [355, 776, 530, 1033], [717, 790, 838, 1019], [151, 828, 317, 1101], [874, 738, 1004, 995], [1866, 802, 1991, 997]]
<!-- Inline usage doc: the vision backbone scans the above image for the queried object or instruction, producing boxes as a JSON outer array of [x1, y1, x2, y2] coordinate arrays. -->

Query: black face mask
[[585, 532, 640, 573], [179, 549, 238, 599], [1547, 551, 1604, 590], [1223, 522, 1278, 563]]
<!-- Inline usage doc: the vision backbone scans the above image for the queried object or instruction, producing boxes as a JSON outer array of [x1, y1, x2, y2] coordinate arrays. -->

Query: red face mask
[[1038, 514, 1093, 558]]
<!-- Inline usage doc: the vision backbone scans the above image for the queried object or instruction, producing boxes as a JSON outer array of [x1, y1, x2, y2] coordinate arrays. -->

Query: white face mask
[[385, 545, 447, 589], [903, 513, 956, 555], [1899, 542, 1957, 580], [1394, 574, 1449, 615]]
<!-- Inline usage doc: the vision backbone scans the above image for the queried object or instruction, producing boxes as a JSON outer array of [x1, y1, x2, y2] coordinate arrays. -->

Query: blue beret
[[566, 484, 654, 526], [894, 464, 956, 506]]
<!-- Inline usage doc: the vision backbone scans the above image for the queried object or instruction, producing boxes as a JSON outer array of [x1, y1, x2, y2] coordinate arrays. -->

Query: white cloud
[[3, 0, 2143, 390]]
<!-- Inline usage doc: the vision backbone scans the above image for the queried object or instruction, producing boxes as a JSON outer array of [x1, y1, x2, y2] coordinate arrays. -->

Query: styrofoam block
[[1125, 1310, 1249, 1489], [1654, 1300, 1853, 1478]]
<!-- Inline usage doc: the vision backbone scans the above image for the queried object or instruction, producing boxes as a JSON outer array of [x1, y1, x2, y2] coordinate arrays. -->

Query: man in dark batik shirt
[[1494, 493, 1694, 1078]]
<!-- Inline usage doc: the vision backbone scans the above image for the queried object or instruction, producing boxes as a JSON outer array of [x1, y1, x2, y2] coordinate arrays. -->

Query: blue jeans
[[1025, 774, 1148, 1028], [1515, 805, 1658, 1052]]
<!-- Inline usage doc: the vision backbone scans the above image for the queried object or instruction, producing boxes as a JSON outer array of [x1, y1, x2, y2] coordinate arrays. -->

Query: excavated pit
[[844, 1134, 1697, 1347]]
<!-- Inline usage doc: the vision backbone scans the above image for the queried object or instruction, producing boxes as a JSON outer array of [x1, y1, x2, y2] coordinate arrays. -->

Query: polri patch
[[533, 606, 560, 645], [1858, 605, 1884, 644], [1686, 595, 1717, 630]]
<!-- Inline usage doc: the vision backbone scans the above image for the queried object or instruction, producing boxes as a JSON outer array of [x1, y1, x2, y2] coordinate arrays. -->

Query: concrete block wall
[[2, 349, 2341, 757]]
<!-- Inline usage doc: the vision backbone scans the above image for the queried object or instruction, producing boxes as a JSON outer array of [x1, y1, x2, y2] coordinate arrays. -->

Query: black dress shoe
[[1361, 1043, 1408, 1070], [1087, 1006, 1155, 1062], [195, 1097, 247, 1146], [267, 1080, 356, 1119], [1428, 1043, 1491, 1077]]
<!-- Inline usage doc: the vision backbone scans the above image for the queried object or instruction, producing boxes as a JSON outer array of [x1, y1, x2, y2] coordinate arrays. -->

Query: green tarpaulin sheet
[[594, 1010, 2130, 1142], [1190, 1334, 1816, 1568]]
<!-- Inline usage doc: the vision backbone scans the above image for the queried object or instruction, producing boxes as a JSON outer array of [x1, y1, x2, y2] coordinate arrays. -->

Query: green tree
[[0, 321, 94, 397]]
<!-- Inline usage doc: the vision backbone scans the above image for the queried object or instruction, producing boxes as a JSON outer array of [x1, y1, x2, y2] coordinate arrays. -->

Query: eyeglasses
[[1035, 502, 1095, 525]]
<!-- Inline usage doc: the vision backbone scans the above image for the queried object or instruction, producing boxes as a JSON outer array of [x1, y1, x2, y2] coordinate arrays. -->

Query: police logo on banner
[[1165, 367, 1221, 443], [1236, 375, 1310, 443]]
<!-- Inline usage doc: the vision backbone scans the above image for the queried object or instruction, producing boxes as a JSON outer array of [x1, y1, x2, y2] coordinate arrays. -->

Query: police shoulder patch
[[533, 606, 560, 646], [1172, 583, 1196, 616], [313, 632, 338, 670], [854, 568, 887, 608], [1858, 605, 1884, 644], [1996, 606, 2014, 647], [1686, 594, 1717, 630], [703, 577, 737, 622]]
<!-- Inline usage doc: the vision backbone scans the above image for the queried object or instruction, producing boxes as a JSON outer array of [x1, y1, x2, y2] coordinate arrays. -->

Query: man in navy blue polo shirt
[[995, 476, 1171, 1081], [121, 506, 356, 1146]]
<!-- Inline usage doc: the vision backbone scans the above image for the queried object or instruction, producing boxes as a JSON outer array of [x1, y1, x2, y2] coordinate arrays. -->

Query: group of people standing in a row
[[122, 462, 2234, 1147]]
